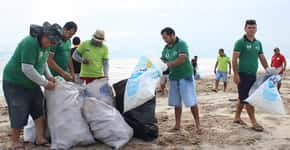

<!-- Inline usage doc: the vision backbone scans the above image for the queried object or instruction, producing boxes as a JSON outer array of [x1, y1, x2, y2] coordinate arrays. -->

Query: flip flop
[[211, 89, 218, 92], [233, 120, 247, 126], [168, 127, 181, 132], [196, 128, 202, 135], [9, 145, 27, 150], [34, 142, 50, 147], [252, 123, 264, 132]]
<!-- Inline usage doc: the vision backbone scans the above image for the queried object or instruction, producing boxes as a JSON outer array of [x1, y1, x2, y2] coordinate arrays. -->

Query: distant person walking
[[271, 47, 287, 92], [213, 48, 231, 92]]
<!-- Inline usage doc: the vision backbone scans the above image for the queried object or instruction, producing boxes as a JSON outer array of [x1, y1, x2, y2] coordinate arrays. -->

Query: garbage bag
[[124, 56, 165, 112], [45, 81, 95, 149], [86, 78, 114, 106], [245, 75, 286, 115], [82, 97, 133, 149]]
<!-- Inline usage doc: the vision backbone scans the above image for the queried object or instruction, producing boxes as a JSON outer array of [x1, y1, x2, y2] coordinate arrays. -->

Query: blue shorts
[[216, 70, 228, 82], [168, 76, 197, 107]]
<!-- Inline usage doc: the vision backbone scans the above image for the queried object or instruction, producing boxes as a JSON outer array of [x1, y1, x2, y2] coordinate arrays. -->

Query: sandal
[[233, 120, 247, 126], [9, 144, 27, 150], [252, 123, 264, 132]]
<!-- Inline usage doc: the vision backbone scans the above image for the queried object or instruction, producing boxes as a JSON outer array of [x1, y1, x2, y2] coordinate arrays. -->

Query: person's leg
[[277, 82, 281, 92], [245, 104, 256, 125], [168, 80, 182, 130], [174, 107, 182, 129], [214, 71, 221, 92], [190, 105, 200, 131], [222, 72, 228, 92], [223, 82, 227, 92], [234, 101, 244, 122], [3, 81, 30, 149], [233, 73, 246, 124], [30, 87, 48, 145], [215, 80, 219, 91], [160, 76, 166, 95], [180, 77, 201, 133]]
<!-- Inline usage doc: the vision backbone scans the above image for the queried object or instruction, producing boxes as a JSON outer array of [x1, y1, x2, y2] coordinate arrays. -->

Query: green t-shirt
[[234, 36, 263, 75], [3, 36, 51, 88], [161, 37, 193, 80], [217, 55, 230, 73], [50, 39, 71, 76], [77, 40, 109, 78]]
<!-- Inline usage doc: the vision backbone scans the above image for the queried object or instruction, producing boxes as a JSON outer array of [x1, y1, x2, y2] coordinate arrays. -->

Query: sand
[[1, 71, 290, 150]]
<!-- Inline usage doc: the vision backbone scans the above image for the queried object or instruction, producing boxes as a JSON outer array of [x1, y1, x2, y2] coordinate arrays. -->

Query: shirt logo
[[246, 45, 252, 49]]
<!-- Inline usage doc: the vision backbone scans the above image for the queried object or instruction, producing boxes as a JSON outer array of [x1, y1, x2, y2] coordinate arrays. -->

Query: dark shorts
[[238, 72, 256, 104], [3, 80, 44, 128]]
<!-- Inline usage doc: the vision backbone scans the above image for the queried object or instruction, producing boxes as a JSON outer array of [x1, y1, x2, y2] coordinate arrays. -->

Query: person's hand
[[83, 59, 90, 64], [61, 71, 73, 81], [70, 72, 75, 82], [47, 77, 56, 83], [45, 81, 56, 90], [233, 73, 240, 85]]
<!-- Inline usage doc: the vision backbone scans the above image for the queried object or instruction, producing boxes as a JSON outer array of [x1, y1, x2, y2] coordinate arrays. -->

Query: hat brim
[[93, 37, 104, 42]]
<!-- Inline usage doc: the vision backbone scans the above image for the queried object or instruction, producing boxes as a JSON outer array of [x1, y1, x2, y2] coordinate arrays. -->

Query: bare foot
[[35, 138, 50, 147], [196, 128, 202, 135], [10, 142, 27, 150]]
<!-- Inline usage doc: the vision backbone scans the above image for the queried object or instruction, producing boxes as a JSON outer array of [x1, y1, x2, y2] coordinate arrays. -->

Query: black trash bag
[[113, 79, 159, 141]]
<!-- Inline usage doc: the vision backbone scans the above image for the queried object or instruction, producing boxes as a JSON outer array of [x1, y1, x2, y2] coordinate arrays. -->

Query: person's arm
[[103, 59, 109, 77], [69, 56, 75, 80], [47, 52, 67, 76], [258, 54, 269, 70], [232, 51, 240, 84], [214, 61, 218, 74], [22, 63, 48, 87], [44, 62, 53, 78], [283, 56, 287, 71], [72, 50, 84, 63], [228, 61, 232, 75], [167, 54, 186, 68]]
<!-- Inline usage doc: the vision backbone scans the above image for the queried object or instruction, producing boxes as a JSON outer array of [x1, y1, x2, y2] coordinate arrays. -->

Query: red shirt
[[271, 54, 285, 74]]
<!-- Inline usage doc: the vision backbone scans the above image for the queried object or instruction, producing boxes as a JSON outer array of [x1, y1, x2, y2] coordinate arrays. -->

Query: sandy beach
[[1, 70, 290, 150]]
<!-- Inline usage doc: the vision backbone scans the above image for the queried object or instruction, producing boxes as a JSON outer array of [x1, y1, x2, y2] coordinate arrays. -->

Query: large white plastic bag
[[86, 78, 115, 106], [83, 97, 133, 149], [45, 81, 95, 149], [23, 116, 36, 143], [124, 56, 165, 112], [245, 75, 286, 115]]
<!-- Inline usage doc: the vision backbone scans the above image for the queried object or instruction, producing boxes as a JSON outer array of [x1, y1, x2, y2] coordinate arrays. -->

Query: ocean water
[[0, 57, 216, 96]]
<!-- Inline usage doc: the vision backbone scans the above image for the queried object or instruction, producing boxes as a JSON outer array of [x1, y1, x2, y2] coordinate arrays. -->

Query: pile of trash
[[24, 56, 164, 149]]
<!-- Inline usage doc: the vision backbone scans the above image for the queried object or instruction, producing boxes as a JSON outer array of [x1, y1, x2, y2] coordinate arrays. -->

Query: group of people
[[2, 21, 109, 149], [2, 19, 287, 149], [159, 19, 287, 136], [213, 44, 286, 93]]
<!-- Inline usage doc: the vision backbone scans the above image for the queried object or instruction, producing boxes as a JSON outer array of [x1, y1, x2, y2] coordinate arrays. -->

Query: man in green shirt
[[161, 27, 201, 134], [48, 21, 77, 81], [213, 48, 231, 92], [72, 29, 109, 84], [232, 20, 269, 132], [3, 22, 62, 149]]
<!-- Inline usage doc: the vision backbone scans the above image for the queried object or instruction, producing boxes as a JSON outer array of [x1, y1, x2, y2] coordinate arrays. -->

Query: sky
[[0, 0, 290, 60]]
